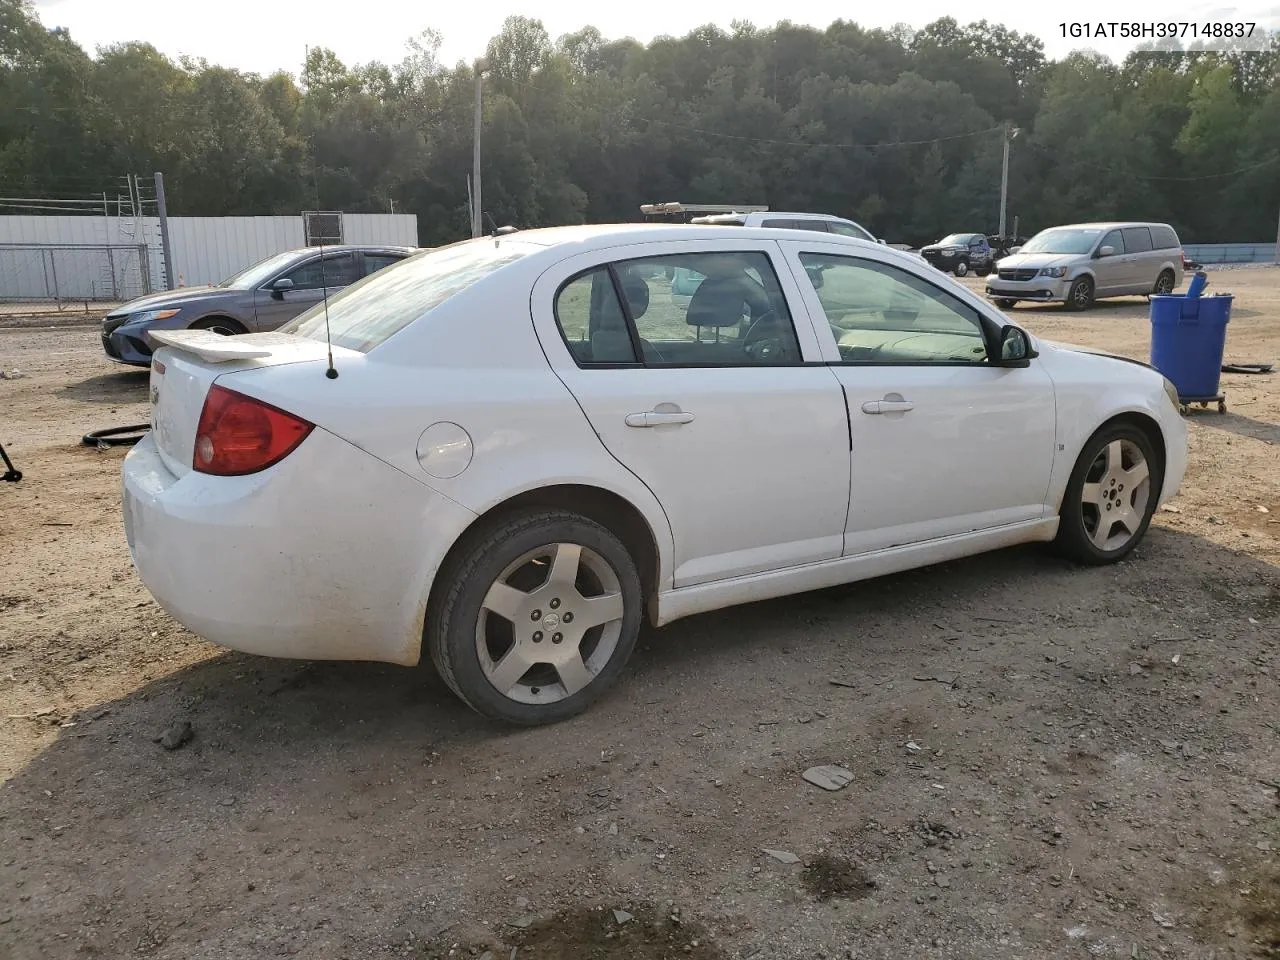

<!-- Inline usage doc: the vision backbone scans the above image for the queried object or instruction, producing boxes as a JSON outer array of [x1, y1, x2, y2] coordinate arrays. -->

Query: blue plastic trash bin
[[1149, 292, 1232, 399]]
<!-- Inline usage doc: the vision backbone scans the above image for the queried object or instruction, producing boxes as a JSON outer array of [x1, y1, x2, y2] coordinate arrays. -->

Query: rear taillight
[[193, 385, 314, 476]]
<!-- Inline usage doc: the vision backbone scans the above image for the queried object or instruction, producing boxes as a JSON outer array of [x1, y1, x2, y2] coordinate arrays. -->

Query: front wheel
[[1066, 276, 1094, 311], [426, 509, 643, 725], [995, 298, 1017, 309], [1053, 423, 1163, 565], [190, 316, 246, 337], [953, 260, 969, 277]]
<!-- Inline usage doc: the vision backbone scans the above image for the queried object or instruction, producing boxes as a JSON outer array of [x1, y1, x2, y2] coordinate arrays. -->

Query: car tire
[[953, 260, 969, 277], [426, 509, 643, 726], [1052, 422, 1163, 566], [190, 316, 247, 336], [995, 298, 1017, 309], [1152, 269, 1175, 296], [975, 266, 992, 277], [1065, 276, 1094, 311]]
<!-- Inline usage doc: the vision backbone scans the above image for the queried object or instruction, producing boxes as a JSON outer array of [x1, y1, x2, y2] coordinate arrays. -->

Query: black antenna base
[[325, 366, 339, 379]]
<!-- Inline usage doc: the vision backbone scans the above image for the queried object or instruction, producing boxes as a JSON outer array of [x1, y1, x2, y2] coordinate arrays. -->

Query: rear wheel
[[1152, 269, 1175, 296], [427, 509, 642, 725], [1053, 423, 1162, 565], [190, 316, 246, 337], [1066, 276, 1094, 311]]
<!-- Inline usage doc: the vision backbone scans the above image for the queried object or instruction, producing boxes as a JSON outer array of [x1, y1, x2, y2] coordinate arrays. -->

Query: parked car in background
[[688, 209, 880, 242], [100, 244, 418, 366], [665, 208, 922, 305], [123, 222, 1187, 727], [919, 232, 995, 277], [985, 222, 1183, 311]]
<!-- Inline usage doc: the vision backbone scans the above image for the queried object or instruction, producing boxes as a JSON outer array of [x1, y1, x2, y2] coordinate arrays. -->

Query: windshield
[[1019, 228, 1102, 255], [278, 240, 533, 352], [216, 250, 307, 289], [938, 234, 974, 246]]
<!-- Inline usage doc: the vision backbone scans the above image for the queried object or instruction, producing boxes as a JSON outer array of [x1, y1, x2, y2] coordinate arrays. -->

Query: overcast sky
[[30, 0, 1280, 74]]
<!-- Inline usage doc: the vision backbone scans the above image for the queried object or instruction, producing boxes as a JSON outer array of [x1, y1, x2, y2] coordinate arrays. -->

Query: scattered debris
[[762, 848, 800, 864], [828, 678, 858, 689], [154, 720, 193, 751], [612, 909, 633, 924], [801, 855, 876, 902], [912, 674, 958, 686], [802, 765, 854, 791]]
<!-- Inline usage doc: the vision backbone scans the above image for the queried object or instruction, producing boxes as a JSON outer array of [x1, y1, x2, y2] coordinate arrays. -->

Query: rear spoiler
[[149, 329, 274, 363]]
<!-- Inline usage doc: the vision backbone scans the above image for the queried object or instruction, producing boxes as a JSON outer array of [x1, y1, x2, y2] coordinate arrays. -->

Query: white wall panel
[[0, 213, 420, 301]]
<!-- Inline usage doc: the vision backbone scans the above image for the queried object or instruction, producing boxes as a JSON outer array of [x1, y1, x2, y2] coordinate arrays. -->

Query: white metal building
[[0, 213, 419, 302]]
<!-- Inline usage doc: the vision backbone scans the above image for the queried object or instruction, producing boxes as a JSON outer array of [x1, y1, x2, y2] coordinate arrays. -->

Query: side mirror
[[803, 264, 825, 290], [876, 238, 886, 244], [271, 277, 294, 299], [1097, 245, 1115, 258], [996, 324, 1036, 367]]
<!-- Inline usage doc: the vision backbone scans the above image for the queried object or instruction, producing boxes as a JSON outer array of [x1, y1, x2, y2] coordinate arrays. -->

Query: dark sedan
[[919, 233, 994, 277], [101, 244, 418, 366]]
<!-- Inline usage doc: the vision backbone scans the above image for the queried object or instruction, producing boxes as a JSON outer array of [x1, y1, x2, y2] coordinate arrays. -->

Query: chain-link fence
[[0, 243, 154, 304]]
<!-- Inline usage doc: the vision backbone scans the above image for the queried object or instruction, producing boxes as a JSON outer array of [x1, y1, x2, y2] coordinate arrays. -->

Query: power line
[[640, 118, 1005, 149], [1133, 155, 1278, 181]]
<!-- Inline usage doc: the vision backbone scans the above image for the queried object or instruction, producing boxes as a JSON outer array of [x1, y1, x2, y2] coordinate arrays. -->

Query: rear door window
[[553, 250, 803, 367], [1122, 227, 1153, 253]]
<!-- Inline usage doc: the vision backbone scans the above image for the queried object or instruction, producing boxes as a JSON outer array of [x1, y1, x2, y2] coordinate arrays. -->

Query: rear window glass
[[279, 241, 532, 352]]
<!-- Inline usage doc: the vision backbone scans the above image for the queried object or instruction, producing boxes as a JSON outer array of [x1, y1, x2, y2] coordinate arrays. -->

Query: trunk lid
[[148, 330, 352, 478]]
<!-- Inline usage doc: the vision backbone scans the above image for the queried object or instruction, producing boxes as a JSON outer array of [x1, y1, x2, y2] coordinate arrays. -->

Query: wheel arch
[[1056, 409, 1167, 512], [189, 313, 249, 334], [425, 483, 665, 637]]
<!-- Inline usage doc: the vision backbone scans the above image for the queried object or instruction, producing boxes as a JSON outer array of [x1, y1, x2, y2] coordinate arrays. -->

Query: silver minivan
[[985, 222, 1183, 310]]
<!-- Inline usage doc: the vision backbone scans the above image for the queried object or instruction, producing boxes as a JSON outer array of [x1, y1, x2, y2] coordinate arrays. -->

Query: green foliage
[[2, 0, 1278, 244]]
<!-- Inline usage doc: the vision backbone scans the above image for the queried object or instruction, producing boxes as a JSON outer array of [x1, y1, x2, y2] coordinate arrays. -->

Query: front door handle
[[861, 398, 914, 415], [625, 410, 695, 428]]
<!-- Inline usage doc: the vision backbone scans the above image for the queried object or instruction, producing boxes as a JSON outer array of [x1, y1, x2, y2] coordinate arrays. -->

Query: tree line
[[1, 0, 1278, 247]]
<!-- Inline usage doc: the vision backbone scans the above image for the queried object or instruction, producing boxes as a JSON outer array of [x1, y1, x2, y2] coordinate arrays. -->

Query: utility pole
[[154, 172, 175, 291], [998, 123, 1020, 242], [471, 58, 487, 239]]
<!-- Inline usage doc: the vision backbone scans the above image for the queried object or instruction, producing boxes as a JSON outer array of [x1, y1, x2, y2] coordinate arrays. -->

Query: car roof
[[485, 223, 884, 249], [1039, 222, 1171, 231], [290, 244, 419, 256]]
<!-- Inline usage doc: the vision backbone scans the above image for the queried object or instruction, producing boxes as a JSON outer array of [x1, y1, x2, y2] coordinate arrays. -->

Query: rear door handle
[[861, 399, 914, 415], [625, 410, 695, 427]]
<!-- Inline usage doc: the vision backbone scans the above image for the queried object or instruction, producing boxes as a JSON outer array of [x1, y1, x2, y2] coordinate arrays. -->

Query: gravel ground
[[1, 271, 1277, 960]]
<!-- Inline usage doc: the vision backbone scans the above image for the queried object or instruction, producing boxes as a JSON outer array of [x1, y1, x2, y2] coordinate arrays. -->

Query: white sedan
[[122, 224, 1188, 725]]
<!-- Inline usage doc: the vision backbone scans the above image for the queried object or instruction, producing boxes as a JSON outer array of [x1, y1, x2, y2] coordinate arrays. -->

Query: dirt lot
[[1, 270, 1277, 960]]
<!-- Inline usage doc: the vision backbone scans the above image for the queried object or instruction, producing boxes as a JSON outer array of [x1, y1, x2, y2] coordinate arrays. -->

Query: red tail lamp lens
[[193, 385, 314, 476]]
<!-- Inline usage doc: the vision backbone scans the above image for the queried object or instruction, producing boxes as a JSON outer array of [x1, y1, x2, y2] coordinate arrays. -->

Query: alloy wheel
[[474, 542, 625, 704], [1079, 438, 1152, 551]]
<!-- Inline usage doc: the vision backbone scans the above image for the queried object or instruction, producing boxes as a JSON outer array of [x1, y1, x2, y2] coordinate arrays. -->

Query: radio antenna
[[308, 116, 338, 379], [317, 226, 337, 379]]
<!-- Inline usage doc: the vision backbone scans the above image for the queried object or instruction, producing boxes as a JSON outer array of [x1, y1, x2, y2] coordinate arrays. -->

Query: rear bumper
[[122, 429, 477, 665]]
